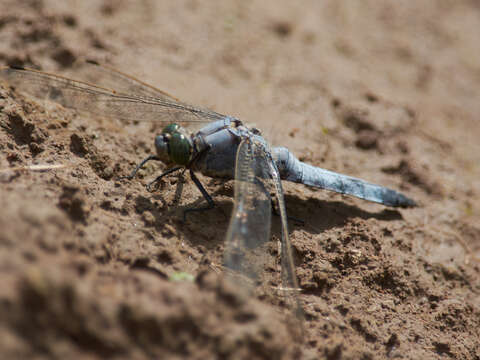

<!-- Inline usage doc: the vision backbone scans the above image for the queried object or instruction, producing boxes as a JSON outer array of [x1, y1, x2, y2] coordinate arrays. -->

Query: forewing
[[224, 138, 272, 289], [77, 60, 180, 100], [0, 66, 226, 124]]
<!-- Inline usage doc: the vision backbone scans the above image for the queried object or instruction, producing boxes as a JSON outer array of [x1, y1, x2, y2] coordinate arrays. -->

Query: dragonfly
[[0, 62, 416, 319]]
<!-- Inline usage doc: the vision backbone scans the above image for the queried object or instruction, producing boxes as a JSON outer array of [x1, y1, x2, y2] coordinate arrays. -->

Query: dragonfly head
[[155, 123, 193, 166]]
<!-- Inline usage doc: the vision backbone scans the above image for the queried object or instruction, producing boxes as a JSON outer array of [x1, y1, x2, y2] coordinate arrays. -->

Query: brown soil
[[1, 1, 479, 359]]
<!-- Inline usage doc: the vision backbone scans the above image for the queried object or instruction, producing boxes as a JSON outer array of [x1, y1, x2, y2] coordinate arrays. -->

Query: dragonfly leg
[[119, 155, 161, 180], [146, 166, 184, 192], [183, 169, 215, 221]]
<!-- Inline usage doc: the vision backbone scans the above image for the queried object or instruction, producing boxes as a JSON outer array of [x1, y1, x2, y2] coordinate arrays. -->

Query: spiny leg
[[119, 154, 161, 180], [146, 166, 184, 192], [183, 169, 215, 221]]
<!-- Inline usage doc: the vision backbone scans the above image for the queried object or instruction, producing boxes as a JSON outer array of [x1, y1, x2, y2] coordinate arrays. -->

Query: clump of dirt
[[0, 267, 295, 359]]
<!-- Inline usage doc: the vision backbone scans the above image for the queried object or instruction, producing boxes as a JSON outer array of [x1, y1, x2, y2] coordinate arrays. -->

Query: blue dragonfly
[[0, 62, 416, 318]]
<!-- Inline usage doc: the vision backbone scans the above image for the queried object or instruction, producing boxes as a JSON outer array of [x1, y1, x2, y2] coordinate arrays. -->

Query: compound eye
[[162, 123, 179, 135], [154, 134, 170, 163]]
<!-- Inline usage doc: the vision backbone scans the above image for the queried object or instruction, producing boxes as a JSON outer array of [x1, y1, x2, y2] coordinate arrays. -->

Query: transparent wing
[[224, 137, 303, 328], [76, 60, 181, 100], [0, 65, 227, 124], [224, 138, 272, 288], [266, 149, 303, 320]]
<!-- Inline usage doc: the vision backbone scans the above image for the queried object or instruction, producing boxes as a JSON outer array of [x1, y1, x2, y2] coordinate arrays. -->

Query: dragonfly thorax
[[154, 123, 194, 166]]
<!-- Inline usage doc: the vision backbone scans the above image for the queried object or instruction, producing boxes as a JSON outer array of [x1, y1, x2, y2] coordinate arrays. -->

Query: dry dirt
[[0, 1, 479, 359]]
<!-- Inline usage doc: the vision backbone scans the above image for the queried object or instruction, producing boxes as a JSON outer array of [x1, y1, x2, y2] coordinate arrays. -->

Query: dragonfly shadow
[[281, 193, 405, 234], [133, 193, 233, 249], [133, 187, 404, 251]]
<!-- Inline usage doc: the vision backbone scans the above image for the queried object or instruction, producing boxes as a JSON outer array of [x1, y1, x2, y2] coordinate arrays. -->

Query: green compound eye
[[169, 132, 192, 165], [162, 123, 180, 135]]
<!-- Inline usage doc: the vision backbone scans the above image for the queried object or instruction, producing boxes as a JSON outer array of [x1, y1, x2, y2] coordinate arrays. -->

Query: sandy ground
[[0, 1, 479, 359]]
